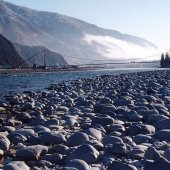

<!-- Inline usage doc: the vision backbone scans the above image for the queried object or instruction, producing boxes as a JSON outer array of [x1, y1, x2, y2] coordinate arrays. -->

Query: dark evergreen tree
[[160, 53, 165, 67], [165, 52, 170, 67]]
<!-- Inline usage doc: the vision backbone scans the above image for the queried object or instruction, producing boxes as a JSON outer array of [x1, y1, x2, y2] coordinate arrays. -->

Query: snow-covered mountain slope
[[0, 1, 159, 64]]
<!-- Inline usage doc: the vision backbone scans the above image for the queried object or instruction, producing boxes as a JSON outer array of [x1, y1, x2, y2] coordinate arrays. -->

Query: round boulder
[[87, 128, 102, 141], [67, 144, 99, 164], [0, 134, 10, 151], [103, 136, 123, 145], [65, 159, 89, 170], [111, 142, 127, 156], [39, 131, 66, 145], [42, 153, 63, 163], [67, 132, 89, 147], [3, 161, 30, 170], [91, 116, 114, 126], [16, 145, 48, 161], [107, 160, 137, 170]]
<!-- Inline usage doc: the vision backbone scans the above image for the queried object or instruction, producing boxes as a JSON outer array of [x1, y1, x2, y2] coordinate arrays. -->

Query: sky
[[5, 0, 170, 51]]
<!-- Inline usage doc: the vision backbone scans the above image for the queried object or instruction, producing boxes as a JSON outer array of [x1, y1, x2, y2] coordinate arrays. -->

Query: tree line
[[160, 52, 170, 68]]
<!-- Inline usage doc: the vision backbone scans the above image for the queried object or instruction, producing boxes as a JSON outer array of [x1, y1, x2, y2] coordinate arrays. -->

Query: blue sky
[[5, 0, 170, 50]]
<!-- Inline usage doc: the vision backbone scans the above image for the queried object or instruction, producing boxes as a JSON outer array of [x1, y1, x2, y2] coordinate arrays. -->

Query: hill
[[0, 34, 27, 68], [0, 1, 158, 64]]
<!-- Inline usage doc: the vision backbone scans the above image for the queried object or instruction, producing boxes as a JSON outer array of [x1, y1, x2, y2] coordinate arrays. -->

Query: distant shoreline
[[0, 66, 165, 75], [0, 67, 101, 75]]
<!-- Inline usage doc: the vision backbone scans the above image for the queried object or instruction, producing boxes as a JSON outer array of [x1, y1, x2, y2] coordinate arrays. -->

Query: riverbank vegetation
[[160, 53, 170, 68]]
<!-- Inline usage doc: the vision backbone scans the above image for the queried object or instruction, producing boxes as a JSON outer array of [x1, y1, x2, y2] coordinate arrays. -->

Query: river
[[0, 68, 167, 101]]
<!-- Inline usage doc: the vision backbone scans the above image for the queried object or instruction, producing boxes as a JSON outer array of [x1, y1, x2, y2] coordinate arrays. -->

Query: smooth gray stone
[[144, 157, 170, 170], [48, 144, 69, 154], [0, 134, 10, 151], [108, 124, 125, 132], [137, 110, 158, 120], [14, 129, 35, 138], [36, 160, 52, 167], [43, 118, 60, 127], [16, 145, 48, 161], [115, 98, 133, 106], [111, 142, 127, 156], [57, 106, 69, 112], [127, 124, 155, 136], [0, 126, 15, 133], [61, 168, 78, 170], [147, 114, 168, 124], [3, 161, 30, 170], [157, 129, 170, 141], [30, 167, 41, 170], [129, 148, 145, 159], [152, 104, 168, 111], [42, 153, 63, 163], [22, 102, 35, 111], [159, 109, 170, 116], [8, 133, 27, 144], [129, 114, 143, 121], [0, 149, 4, 157], [67, 132, 89, 147], [107, 160, 137, 170], [103, 136, 123, 145], [91, 116, 114, 126], [139, 124, 155, 134], [164, 148, 170, 161], [66, 159, 89, 170], [67, 144, 99, 164], [94, 104, 116, 113], [155, 119, 170, 130], [87, 128, 102, 141], [144, 146, 161, 161], [65, 118, 78, 127], [133, 134, 151, 144], [33, 125, 51, 133], [39, 131, 66, 145], [16, 112, 32, 122]]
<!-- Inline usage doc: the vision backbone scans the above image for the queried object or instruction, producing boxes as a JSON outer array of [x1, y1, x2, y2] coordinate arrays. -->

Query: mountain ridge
[[0, 1, 158, 63], [2, 1, 156, 46]]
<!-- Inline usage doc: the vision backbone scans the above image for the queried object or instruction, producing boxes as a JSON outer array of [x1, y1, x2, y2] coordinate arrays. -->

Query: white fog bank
[[84, 34, 161, 61]]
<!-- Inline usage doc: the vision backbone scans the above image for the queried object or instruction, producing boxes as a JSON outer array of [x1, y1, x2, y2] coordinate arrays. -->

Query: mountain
[[0, 34, 27, 68], [0, 1, 158, 64], [14, 44, 67, 67]]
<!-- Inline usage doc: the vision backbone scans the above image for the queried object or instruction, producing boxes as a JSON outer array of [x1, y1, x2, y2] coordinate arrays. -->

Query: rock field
[[1, 70, 170, 170]]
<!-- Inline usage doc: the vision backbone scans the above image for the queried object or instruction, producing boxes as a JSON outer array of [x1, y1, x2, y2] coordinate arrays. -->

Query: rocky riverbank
[[1, 70, 170, 170]]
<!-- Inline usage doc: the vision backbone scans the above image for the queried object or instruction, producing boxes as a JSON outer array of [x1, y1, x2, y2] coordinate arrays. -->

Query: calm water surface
[[0, 68, 166, 101]]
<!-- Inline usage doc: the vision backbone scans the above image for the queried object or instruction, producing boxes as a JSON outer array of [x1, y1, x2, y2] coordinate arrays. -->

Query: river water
[[0, 68, 167, 101]]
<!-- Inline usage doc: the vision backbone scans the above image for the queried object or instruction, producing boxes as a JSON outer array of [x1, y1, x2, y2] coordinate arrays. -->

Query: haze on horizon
[[5, 0, 170, 52]]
